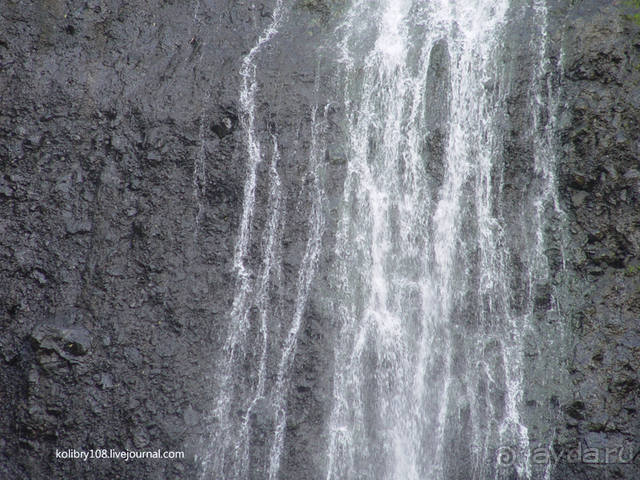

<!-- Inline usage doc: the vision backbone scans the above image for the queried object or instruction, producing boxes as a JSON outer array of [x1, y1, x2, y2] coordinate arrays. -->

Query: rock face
[[0, 1, 638, 480], [0, 1, 263, 478], [550, 1, 640, 479]]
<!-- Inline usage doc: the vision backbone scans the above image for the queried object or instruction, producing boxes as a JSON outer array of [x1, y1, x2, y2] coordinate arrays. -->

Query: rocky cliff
[[552, 1, 640, 478], [0, 0, 638, 479]]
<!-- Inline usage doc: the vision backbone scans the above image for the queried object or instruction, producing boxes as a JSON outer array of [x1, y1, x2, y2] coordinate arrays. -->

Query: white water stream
[[202, 1, 564, 479]]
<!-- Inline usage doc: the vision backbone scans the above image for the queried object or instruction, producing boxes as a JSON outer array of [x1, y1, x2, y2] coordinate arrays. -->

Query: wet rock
[[423, 38, 450, 186], [623, 168, 639, 180], [325, 144, 346, 165], [30, 324, 92, 358], [124, 347, 142, 367], [0, 178, 14, 197], [552, 3, 640, 478], [110, 134, 128, 153], [533, 282, 553, 312], [99, 373, 114, 389], [565, 401, 586, 421], [31, 269, 48, 285], [211, 109, 238, 138], [133, 428, 150, 448], [571, 190, 588, 207], [182, 405, 199, 427], [0, 0, 638, 479], [64, 217, 92, 234]]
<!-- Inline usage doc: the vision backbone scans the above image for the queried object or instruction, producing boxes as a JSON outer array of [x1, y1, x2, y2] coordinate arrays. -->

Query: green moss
[[624, 0, 640, 26], [624, 264, 640, 277]]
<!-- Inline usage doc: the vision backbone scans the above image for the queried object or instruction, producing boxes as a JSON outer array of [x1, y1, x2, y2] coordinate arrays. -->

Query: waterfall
[[200, 1, 330, 477], [200, 2, 286, 478], [325, 0, 563, 479], [201, 0, 565, 479]]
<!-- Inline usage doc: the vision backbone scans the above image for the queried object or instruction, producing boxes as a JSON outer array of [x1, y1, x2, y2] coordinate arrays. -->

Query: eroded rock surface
[[1, 0, 639, 479]]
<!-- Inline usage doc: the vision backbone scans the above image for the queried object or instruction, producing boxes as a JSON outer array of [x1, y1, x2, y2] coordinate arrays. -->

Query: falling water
[[202, 0, 288, 476], [325, 0, 563, 479], [201, 0, 565, 478], [200, 2, 329, 478]]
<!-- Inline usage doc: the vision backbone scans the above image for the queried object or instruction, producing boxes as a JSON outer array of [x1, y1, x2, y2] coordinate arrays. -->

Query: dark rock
[[565, 400, 586, 420], [30, 324, 92, 358], [551, 3, 640, 478], [183, 405, 199, 427], [124, 347, 142, 367], [64, 217, 92, 235], [623, 168, 639, 180], [99, 373, 114, 389], [211, 108, 238, 138], [571, 189, 589, 207], [0, 179, 14, 197], [1, 0, 639, 479], [533, 282, 553, 312], [133, 428, 150, 448], [423, 38, 450, 186]]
